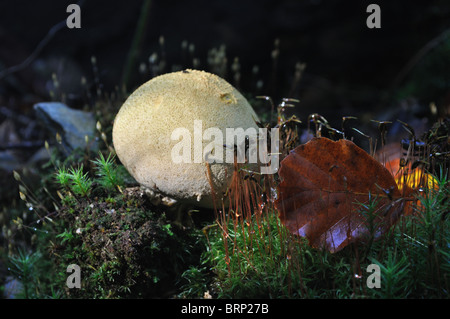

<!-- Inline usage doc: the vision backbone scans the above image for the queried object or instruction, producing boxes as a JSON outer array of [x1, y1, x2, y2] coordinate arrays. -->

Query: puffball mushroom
[[112, 69, 259, 209]]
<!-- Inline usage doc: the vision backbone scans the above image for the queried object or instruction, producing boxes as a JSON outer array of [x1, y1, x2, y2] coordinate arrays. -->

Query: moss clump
[[11, 151, 206, 299], [51, 189, 199, 298], [190, 177, 449, 299]]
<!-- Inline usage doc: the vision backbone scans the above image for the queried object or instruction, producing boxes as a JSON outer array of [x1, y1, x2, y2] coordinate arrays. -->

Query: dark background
[[1, 0, 450, 140]]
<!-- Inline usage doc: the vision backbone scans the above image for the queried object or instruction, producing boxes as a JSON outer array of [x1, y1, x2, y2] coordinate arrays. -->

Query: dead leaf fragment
[[385, 157, 439, 215], [275, 137, 404, 252]]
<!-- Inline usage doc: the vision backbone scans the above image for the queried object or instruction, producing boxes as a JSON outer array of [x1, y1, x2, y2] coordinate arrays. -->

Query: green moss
[[2, 150, 207, 299], [50, 179, 204, 298], [185, 172, 448, 299]]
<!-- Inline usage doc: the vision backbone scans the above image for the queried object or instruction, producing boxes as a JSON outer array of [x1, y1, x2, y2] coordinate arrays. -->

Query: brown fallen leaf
[[384, 157, 439, 216], [275, 137, 405, 253]]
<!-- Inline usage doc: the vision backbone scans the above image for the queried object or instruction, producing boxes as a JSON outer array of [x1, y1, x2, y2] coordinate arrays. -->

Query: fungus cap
[[112, 69, 259, 208]]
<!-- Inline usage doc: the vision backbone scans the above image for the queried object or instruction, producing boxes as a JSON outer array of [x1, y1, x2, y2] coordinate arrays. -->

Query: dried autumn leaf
[[275, 137, 405, 253], [386, 158, 438, 192], [385, 157, 439, 215]]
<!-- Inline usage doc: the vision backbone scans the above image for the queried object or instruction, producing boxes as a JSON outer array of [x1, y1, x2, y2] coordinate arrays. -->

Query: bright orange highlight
[[385, 158, 439, 215]]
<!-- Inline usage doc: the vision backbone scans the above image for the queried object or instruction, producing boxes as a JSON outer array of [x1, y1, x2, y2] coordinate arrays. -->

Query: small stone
[[34, 102, 98, 153]]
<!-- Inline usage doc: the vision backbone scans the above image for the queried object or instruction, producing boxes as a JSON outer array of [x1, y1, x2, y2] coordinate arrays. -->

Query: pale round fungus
[[112, 69, 259, 208]]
